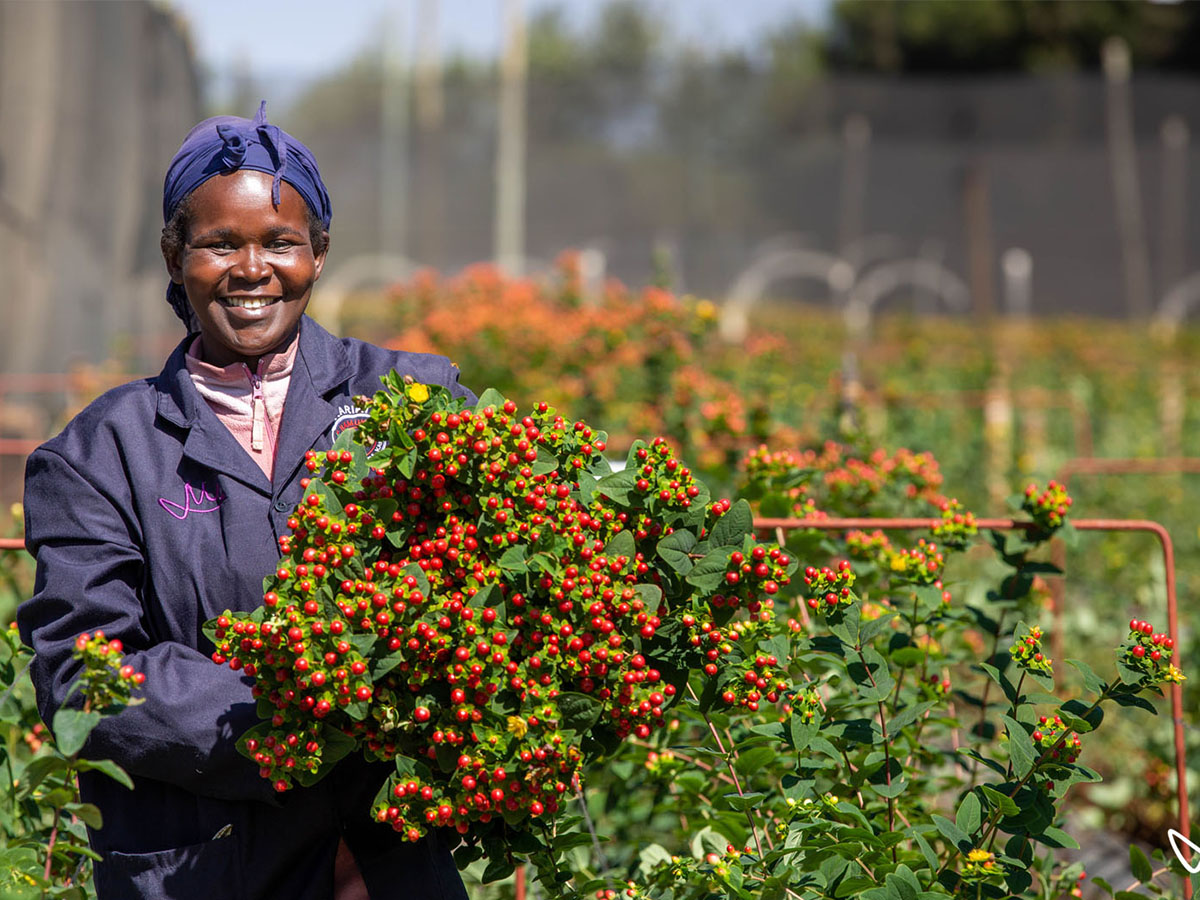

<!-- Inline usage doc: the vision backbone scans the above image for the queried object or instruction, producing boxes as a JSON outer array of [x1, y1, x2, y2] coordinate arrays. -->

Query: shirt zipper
[[245, 365, 266, 452]]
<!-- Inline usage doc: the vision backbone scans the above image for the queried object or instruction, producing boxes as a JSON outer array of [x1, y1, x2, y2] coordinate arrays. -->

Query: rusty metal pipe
[[757, 515, 1189, 895]]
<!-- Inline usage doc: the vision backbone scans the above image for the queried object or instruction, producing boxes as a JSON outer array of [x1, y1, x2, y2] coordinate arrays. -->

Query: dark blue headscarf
[[162, 101, 332, 328]]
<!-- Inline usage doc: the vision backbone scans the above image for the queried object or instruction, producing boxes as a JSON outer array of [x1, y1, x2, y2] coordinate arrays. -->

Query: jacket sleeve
[[17, 447, 277, 805]]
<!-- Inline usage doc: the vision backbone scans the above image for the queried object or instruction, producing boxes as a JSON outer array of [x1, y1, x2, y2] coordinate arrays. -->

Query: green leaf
[[885, 871, 919, 900], [52, 708, 102, 757], [64, 802, 103, 830], [1002, 714, 1037, 778], [887, 701, 935, 734], [860, 613, 898, 644], [348, 633, 378, 657], [690, 825, 732, 859], [931, 815, 971, 851], [980, 785, 1019, 817], [638, 843, 673, 875], [789, 718, 819, 753], [1109, 689, 1159, 714], [605, 529, 635, 560], [557, 692, 602, 731], [723, 791, 766, 811], [575, 470, 600, 504], [955, 791, 982, 835], [498, 545, 528, 574], [481, 857, 515, 883], [1059, 698, 1104, 732], [531, 447, 559, 476], [75, 758, 134, 790], [656, 529, 698, 575], [868, 778, 908, 799], [849, 647, 894, 703], [553, 831, 601, 852], [827, 604, 861, 648], [912, 831, 939, 871], [472, 388, 508, 414], [686, 549, 732, 593], [890, 647, 926, 668], [710, 500, 753, 548], [595, 469, 639, 505], [1130, 844, 1154, 883], [736, 746, 778, 776], [17, 755, 70, 797], [1066, 658, 1106, 695]]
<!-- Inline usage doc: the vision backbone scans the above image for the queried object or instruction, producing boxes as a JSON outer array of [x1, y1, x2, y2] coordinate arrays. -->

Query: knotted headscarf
[[162, 101, 332, 328]]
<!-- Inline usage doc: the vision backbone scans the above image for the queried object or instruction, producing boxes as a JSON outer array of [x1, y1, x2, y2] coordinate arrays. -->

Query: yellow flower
[[1166, 664, 1187, 684], [506, 715, 528, 738], [967, 849, 993, 863], [406, 383, 430, 404]]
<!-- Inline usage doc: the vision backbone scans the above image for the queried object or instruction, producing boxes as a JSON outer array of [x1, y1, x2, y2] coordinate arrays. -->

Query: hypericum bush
[[0, 626, 143, 899], [206, 376, 796, 886], [562, 453, 1189, 900]]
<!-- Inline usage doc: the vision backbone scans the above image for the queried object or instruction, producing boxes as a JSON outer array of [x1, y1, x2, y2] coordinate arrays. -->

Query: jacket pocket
[[97, 829, 243, 900]]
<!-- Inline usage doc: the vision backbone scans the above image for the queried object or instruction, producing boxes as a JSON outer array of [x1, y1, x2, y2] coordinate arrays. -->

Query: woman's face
[[165, 170, 328, 368]]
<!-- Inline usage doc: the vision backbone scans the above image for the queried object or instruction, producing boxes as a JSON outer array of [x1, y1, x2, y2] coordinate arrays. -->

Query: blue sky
[[169, 0, 831, 105]]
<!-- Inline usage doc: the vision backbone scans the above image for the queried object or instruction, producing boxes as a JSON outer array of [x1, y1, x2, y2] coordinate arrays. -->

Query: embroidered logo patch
[[159, 482, 225, 520], [331, 405, 387, 457]]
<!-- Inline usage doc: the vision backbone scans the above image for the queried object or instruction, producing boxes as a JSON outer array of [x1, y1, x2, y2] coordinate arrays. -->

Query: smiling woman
[[16, 102, 475, 900], [164, 170, 327, 368]]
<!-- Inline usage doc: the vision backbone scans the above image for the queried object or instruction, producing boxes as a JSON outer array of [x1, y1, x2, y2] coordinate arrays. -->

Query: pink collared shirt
[[183, 333, 298, 480]]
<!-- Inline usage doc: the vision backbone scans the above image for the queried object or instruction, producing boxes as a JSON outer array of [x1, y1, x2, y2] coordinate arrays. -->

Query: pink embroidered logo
[[159, 482, 225, 520]]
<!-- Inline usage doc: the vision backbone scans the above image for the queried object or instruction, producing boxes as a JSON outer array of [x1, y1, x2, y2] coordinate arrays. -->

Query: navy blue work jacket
[[18, 317, 476, 900]]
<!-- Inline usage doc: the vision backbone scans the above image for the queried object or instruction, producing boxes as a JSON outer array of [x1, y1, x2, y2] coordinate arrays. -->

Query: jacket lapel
[[271, 317, 354, 492]]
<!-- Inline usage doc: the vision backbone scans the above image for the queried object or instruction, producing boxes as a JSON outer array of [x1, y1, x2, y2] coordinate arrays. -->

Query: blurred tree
[[824, 0, 1200, 73], [527, 0, 663, 143]]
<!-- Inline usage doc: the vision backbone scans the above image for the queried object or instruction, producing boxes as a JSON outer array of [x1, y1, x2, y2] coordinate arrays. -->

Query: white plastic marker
[[1168, 829, 1200, 874]]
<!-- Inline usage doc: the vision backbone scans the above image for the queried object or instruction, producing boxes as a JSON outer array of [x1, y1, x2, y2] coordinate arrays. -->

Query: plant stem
[[43, 815, 59, 882], [574, 787, 609, 875], [852, 645, 898, 862], [687, 684, 769, 866]]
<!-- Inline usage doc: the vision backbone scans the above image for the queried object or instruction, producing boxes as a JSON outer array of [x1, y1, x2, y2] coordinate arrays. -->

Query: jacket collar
[[155, 316, 354, 493]]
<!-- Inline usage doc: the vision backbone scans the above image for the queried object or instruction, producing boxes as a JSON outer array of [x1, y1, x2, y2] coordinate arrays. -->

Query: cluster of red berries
[[741, 443, 944, 519], [208, 380, 793, 846], [932, 498, 977, 549], [1125, 619, 1184, 683], [717, 651, 788, 712], [800, 560, 856, 612], [1023, 481, 1072, 532], [71, 631, 145, 711], [790, 686, 822, 722], [719, 543, 791, 601], [630, 438, 705, 510], [1009, 624, 1053, 677], [925, 673, 952, 696], [845, 529, 891, 561], [1031, 715, 1083, 764], [883, 539, 945, 586]]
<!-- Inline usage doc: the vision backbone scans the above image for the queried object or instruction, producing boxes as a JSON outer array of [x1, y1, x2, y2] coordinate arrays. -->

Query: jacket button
[[273, 499, 291, 512]]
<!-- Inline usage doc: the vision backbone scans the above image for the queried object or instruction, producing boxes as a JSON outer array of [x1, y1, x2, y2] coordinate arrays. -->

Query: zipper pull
[[246, 366, 265, 451]]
